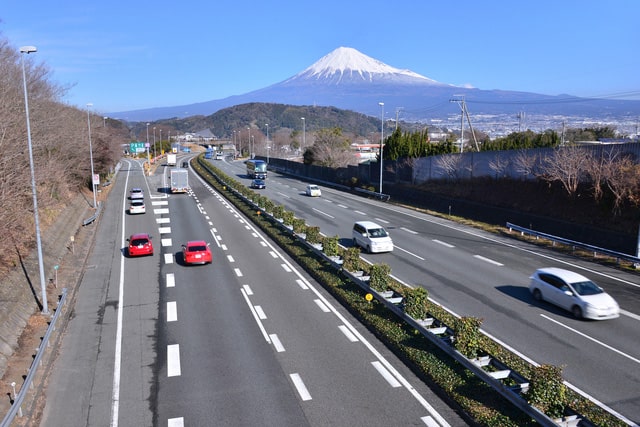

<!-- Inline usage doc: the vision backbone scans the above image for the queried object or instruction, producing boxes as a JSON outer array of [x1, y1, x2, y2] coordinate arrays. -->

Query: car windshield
[[131, 238, 149, 246], [571, 280, 603, 296], [188, 245, 207, 252], [369, 228, 388, 237]]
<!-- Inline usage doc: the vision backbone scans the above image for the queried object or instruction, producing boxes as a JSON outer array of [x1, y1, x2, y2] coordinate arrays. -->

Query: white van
[[352, 221, 393, 253]]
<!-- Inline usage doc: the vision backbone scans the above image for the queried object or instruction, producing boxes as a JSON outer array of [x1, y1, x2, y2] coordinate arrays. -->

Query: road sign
[[129, 141, 145, 154]]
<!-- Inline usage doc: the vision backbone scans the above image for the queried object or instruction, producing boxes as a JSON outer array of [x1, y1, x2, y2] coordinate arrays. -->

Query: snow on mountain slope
[[287, 46, 449, 86]]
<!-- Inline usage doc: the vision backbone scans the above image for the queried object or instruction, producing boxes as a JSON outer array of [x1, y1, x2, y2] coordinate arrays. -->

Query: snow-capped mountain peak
[[289, 46, 444, 85]]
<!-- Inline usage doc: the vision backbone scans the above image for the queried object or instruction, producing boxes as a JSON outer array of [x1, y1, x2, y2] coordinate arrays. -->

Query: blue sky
[[2, 1, 638, 115]]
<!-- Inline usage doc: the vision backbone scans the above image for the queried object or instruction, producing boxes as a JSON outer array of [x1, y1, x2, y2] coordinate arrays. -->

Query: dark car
[[182, 161, 189, 168], [251, 179, 266, 189]]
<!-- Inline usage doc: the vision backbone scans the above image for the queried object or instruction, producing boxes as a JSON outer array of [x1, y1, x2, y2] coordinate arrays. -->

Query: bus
[[204, 148, 214, 159], [246, 159, 267, 179]]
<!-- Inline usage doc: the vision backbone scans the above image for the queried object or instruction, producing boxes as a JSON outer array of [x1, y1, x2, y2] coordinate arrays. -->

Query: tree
[[303, 127, 352, 167], [541, 144, 588, 197]]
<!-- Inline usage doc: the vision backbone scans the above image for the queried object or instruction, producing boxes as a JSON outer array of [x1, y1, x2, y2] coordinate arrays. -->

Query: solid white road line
[[254, 305, 267, 320]]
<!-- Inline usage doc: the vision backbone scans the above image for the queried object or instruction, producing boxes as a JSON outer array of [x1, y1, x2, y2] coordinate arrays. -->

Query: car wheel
[[571, 305, 583, 319], [532, 289, 543, 301], [366, 245, 371, 254], [353, 238, 358, 248]]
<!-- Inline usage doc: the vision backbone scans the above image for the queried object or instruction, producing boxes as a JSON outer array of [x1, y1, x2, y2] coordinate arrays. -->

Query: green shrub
[[282, 210, 294, 226], [305, 225, 321, 244], [342, 247, 362, 272], [272, 204, 285, 219], [369, 263, 391, 292], [404, 287, 429, 319], [292, 217, 306, 234], [453, 316, 484, 359], [526, 364, 567, 418], [322, 235, 340, 256]]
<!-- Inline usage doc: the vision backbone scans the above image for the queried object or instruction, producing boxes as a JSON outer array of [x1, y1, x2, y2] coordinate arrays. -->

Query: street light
[[153, 127, 157, 157], [378, 102, 384, 195], [247, 127, 251, 158], [20, 45, 48, 314], [265, 124, 269, 163], [301, 117, 305, 149], [146, 122, 150, 160], [87, 103, 97, 209], [146, 123, 151, 171]]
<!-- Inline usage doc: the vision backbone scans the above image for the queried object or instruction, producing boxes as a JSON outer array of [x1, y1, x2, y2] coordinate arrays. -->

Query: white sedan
[[305, 184, 321, 197], [529, 267, 619, 320], [129, 199, 146, 214]]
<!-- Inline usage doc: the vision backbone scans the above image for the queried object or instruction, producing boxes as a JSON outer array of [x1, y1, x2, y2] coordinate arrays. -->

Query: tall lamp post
[[301, 117, 305, 150], [378, 102, 384, 195], [265, 123, 269, 163], [87, 103, 97, 209], [153, 127, 157, 157], [146, 122, 150, 160], [21, 45, 48, 314], [146, 123, 151, 172], [247, 127, 251, 158]]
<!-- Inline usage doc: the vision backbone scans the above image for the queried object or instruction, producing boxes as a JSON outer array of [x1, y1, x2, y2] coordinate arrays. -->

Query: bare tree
[[435, 154, 465, 181], [488, 153, 510, 179], [512, 149, 539, 180], [541, 144, 589, 197], [603, 154, 637, 214]]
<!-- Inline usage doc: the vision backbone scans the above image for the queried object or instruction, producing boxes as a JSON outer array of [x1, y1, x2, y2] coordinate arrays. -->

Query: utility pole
[[450, 95, 479, 152], [395, 107, 403, 131]]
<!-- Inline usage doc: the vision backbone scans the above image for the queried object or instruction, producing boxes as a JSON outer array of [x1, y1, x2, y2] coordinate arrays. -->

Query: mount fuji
[[113, 47, 640, 123]]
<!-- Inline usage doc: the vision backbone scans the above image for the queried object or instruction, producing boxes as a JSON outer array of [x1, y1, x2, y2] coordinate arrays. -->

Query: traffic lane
[[114, 162, 165, 425], [41, 160, 155, 426], [198, 189, 468, 425], [158, 251, 309, 426]]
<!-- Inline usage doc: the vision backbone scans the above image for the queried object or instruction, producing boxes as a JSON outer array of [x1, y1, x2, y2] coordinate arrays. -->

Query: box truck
[[170, 169, 189, 193]]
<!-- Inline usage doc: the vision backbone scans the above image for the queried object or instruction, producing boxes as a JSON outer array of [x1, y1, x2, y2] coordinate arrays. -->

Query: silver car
[[129, 187, 144, 200], [529, 267, 619, 320]]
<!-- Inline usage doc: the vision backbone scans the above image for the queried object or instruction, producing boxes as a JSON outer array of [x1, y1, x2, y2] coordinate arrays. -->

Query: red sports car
[[128, 233, 154, 257], [182, 240, 212, 265]]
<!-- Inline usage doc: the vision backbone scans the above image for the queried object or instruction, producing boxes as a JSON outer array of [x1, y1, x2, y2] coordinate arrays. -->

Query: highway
[[40, 158, 469, 426], [212, 156, 640, 425]]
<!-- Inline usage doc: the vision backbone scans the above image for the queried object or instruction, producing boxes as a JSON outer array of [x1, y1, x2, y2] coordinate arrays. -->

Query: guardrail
[[506, 222, 640, 265], [1, 288, 68, 427], [82, 201, 102, 226]]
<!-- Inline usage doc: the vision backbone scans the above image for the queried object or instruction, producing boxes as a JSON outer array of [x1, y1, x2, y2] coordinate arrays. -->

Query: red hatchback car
[[182, 240, 212, 265], [128, 233, 154, 257]]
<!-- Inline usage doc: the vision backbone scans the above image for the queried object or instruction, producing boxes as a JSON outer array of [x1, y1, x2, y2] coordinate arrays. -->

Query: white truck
[[170, 169, 189, 193], [167, 153, 177, 166]]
